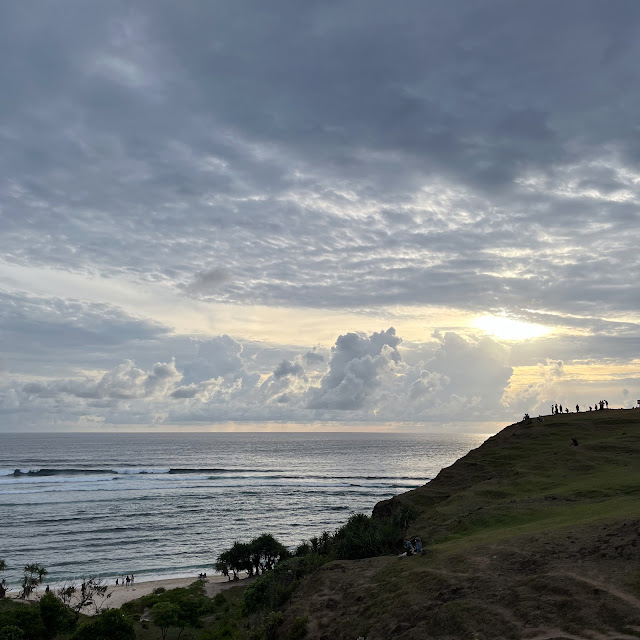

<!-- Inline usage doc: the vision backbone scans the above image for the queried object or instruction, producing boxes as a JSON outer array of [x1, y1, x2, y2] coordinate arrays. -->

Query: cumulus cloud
[[273, 359, 304, 379], [307, 328, 401, 410], [23, 359, 182, 401], [302, 349, 324, 365], [181, 335, 244, 384]]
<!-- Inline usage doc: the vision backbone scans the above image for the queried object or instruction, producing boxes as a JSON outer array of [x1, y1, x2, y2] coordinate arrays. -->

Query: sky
[[1, 1, 639, 433]]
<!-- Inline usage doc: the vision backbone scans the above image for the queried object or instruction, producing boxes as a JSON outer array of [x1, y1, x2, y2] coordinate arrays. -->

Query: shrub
[[69, 609, 135, 640], [287, 616, 308, 640], [38, 592, 72, 639]]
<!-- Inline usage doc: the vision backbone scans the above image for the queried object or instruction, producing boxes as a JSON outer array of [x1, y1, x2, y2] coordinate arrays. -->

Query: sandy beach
[[9, 573, 254, 614]]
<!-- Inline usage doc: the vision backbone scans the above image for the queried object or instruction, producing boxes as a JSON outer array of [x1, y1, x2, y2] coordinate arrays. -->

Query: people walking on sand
[[116, 578, 119, 586], [125, 575, 130, 588], [576, 404, 579, 413], [131, 575, 134, 586], [605, 400, 608, 408], [555, 404, 558, 414], [565, 407, 569, 413], [559, 404, 563, 413]]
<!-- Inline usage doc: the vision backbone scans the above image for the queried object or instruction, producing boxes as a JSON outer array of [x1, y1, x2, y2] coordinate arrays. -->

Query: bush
[[287, 616, 308, 640], [39, 592, 72, 639], [0, 627, 25, 640], [332, 505, 418, 560], [0, 605, 45, 640], [69, 609, 135, 640], [153, 586, 166, 594], [242, 555, 325, 614]]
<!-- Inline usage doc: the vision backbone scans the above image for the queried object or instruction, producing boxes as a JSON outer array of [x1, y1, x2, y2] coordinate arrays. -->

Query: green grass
[[385, 410, 640, 552]]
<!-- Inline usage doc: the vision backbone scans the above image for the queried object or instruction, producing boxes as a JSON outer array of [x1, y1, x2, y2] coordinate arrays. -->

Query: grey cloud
[[0, 1, 639, 323], [186, 267, 230, 294], [273, 359, 304, 379], [23, 359, 182, 401], [303, 349, 324, 365], [181, 335, 244, 384]]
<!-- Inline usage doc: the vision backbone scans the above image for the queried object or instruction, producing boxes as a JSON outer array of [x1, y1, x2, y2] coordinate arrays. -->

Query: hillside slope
[[280, 409, 640, 640]]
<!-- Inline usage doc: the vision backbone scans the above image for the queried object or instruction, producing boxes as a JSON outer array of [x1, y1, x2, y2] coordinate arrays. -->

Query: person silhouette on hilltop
[[576, 404, 579, 413]]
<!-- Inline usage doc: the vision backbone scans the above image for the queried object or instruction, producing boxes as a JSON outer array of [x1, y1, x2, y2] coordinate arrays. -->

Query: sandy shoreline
[[7, 573, 254, 614]]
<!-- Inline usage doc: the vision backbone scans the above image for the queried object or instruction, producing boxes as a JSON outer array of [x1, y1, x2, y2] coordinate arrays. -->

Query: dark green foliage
[[249, 534, 290, 576], [0, 626, 24, 640], [0, 604, 45, 640], [0, 560, 6, 599], [332, 504, 417, 560], [69, 609, 135, 640], [151, 601, 180, 640], [20, 565, 47, 599], [122, 581, 213, 638], [216, 535, 290, 581], [153, 586, 166, 594], [38, 592, 72, 638], [287, 616, 308, 640], [242, 555, 325, 615]]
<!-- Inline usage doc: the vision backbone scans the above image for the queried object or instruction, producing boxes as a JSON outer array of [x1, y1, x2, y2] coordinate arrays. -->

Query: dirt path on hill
[[556, 570, 640, 609]]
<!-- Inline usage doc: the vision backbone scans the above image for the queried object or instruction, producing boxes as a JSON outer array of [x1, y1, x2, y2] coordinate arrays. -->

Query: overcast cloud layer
[[1, 1, 639, 431]]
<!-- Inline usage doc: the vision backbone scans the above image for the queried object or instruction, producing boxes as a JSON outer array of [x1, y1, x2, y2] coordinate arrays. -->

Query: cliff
[[279, 409, 640, 639]]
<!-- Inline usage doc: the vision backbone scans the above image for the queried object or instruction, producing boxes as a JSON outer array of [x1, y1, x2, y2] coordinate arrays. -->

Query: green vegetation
[[215, 535, 290, 580], [3, 410, 637, 639], [69, 609, 135, 640], [0, 560, 6, 599], [19, 566, 47, 600]]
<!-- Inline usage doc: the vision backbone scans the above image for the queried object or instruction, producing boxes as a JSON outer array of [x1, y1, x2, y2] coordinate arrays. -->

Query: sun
[[472, 315, 551, 341]]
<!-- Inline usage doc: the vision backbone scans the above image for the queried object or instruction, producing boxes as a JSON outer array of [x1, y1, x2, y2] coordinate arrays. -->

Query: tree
[[0, 559, 7, 598], [0, 627, 24, 640], [250, 534, 290, 574], [215, 541, 252, 580], [69, 609, 135, 640], [151, 602, 180, 640], [19, 564, 47, 599], [174, 599, 202, 640], [56, 577, 110, 621], [0, 605, 45, 640], [39, 591, 72, 639]]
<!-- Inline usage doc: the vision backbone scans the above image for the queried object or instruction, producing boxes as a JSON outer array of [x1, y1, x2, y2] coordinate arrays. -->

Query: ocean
[[0, 431, 486, 587]]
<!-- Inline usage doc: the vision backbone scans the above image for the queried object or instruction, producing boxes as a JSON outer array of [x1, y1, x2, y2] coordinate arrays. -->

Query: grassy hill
[[278, 409, 640, 640]]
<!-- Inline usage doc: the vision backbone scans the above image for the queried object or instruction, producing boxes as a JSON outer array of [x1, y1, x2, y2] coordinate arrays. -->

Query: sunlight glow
[[473, 315, 551, 341]]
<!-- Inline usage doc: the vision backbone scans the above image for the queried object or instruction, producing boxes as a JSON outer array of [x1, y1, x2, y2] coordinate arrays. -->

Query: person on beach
[[125, 575, 130, 588], [131, 575, 135, 586], [116, 578, 119, 586], [576, 404, 579, 413]]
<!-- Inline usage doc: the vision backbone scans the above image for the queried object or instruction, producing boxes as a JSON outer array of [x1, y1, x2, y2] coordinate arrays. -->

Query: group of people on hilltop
[[114, 574, 135, 587], [551, 400, 609, 415]]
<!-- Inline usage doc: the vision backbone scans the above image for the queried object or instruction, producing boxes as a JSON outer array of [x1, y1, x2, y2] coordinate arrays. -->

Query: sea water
[[0, 431, 486, 586]]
